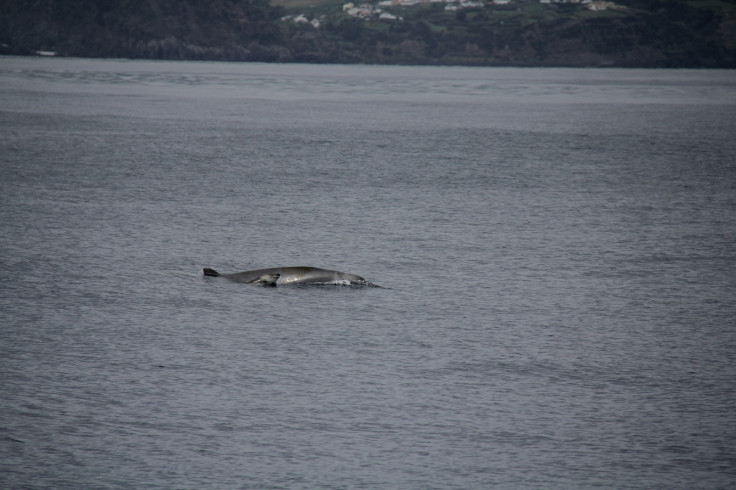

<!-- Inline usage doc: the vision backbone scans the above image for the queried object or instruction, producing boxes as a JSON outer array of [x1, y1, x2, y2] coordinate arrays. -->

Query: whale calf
[[203, 266, 373, 286]]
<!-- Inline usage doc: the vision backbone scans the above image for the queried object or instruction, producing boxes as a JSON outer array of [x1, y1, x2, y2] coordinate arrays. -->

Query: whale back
[[218, 267, 284, 283], [203, 266, 367, 285]]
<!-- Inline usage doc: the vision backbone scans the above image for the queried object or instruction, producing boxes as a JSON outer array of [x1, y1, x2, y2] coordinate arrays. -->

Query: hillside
[[1, 0, 734, 67]]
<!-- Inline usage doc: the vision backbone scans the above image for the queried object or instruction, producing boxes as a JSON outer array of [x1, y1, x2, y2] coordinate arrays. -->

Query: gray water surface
[[1, 58, 735, 488]]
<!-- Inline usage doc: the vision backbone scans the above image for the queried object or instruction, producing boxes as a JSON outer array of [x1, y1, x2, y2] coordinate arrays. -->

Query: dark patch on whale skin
[[250, 273, 280, 287]]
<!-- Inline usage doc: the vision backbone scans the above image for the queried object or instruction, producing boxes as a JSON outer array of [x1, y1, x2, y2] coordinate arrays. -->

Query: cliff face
[[0, 0, 288, 61], [1, 0, 734, 67]]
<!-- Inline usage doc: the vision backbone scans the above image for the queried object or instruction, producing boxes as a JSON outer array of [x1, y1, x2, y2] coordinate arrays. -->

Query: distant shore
[[1, 0, 734, 67]]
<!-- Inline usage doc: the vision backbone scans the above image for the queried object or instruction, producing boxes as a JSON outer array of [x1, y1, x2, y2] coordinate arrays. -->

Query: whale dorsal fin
[[203, 268, 220, 277]]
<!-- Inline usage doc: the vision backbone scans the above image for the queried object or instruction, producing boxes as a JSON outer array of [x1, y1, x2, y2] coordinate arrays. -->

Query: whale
[[203, 266, 374, 286]]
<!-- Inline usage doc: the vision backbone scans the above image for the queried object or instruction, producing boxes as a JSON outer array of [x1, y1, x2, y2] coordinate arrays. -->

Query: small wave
[[308, 279, 383, 288], [353, 280, 383, 288], [326, 280, 352, 286]]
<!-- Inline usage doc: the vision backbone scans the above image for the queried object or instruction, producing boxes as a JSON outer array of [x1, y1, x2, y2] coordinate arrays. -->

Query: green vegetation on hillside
[[0, 0, 287, 60], [1, 0, 734, 67]]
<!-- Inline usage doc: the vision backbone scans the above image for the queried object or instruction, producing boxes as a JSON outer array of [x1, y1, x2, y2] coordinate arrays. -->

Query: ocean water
[[1, 57, 735, 488]]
